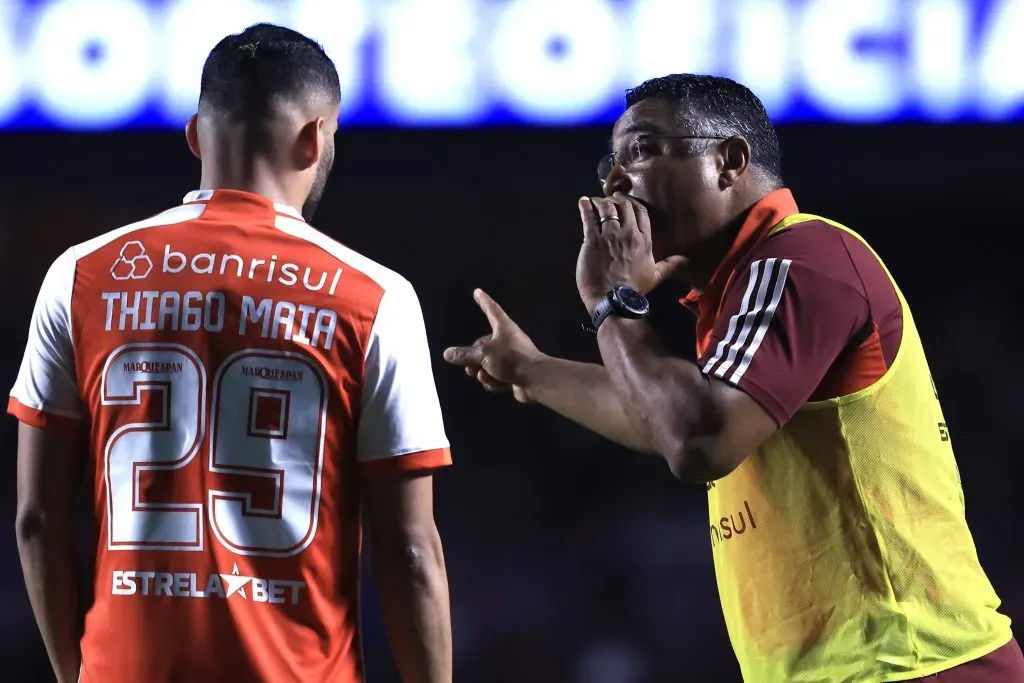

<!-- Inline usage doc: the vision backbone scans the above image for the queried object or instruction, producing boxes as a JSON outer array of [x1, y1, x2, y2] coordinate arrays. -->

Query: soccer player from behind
[[11, 24, 452, 683], [445, 74, 1024, 682]]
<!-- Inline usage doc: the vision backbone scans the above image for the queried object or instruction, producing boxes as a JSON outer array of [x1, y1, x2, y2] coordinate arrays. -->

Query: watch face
[[616, 286, 648, 313]]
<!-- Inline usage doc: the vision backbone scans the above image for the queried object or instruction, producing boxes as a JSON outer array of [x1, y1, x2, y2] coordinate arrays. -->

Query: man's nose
[[603, 163, 631, 197]]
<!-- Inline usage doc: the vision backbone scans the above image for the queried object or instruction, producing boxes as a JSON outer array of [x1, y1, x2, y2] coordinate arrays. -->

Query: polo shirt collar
[[681, 188, 799, 317]]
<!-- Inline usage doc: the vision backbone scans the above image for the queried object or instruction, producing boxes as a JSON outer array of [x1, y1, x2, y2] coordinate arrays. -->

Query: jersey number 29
[[101, 343, 328, 558]]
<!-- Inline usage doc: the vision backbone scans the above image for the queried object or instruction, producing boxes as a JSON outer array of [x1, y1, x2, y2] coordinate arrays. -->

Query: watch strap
[[589, 294, 615, 334], [582, 287, 650, 336], [582, 292, 618, 336]]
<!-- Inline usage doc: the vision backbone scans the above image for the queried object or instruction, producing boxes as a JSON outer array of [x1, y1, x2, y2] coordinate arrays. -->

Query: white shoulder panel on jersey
[[10, 247, 82, 420], [74, 203, 207, 258], [273, 216, 450, 461], [357, 273, 451, 461], [11, 203, 207, 423]]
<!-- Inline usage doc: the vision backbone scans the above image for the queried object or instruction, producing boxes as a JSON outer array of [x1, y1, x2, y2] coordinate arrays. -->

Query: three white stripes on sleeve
[[701, 257, 792, 385]]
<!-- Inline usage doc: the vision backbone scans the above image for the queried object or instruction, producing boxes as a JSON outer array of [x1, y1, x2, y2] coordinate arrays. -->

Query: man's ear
[[185, 114, 202, 160], [717, 135, 751, 189]]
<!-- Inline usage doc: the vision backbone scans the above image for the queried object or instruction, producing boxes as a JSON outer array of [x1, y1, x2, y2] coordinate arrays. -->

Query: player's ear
[[717, 135, 751, 189], [295, 118, 323, 171], [185, 114, 202, 160]]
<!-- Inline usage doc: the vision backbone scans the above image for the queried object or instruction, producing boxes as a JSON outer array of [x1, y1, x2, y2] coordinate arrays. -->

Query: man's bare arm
[[518, 355, 655, 454], [444, 289, 655, 455], [15, 423, 84, 683], [364, 472, 452, 683], [595, 317, 777, 481], [443, 289, 774, 480]]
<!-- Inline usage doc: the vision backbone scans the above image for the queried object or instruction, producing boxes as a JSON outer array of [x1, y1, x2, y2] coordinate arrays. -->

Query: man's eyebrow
[[608, 122, 667, 149]]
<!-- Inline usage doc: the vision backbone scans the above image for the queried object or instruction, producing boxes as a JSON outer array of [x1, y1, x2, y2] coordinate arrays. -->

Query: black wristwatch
[[582, 285, 650, 335]]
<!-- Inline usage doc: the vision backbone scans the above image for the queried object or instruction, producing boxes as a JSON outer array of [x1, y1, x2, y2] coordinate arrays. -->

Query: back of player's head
[[625, 74, 782, 185], [199, 23, 340, 124]]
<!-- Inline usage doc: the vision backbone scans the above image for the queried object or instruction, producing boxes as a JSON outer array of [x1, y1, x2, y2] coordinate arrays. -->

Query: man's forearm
[[519, 355, 656, 454], [596, 317, 716, 472], [16, 516, 82, 683], [372, 528, 452, 683]]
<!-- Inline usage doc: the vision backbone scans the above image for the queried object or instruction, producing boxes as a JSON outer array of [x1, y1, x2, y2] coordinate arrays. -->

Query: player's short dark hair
[[625, 74, 783, 185], [199, 23, 340, 123]]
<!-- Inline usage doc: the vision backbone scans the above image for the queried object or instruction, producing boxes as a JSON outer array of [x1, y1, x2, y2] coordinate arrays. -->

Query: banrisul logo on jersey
[[162, 244, 343, 294], [111, 241, 153, 280]]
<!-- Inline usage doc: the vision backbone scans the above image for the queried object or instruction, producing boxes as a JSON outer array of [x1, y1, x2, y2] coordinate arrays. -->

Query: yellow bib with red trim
[[708, 214, 1011, 682]]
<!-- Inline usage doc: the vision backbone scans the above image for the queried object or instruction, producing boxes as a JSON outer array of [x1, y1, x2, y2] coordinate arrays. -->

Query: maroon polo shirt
[[682, 189, 903, 426]]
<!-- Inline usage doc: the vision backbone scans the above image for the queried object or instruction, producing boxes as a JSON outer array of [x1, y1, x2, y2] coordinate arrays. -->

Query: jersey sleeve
[[356, 278, 452, 477], [8, 247, 83, 431], [698, 225, 871, 426]]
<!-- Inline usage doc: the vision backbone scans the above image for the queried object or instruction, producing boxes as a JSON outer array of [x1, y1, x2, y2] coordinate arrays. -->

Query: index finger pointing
[[474, 289, 510, 333]]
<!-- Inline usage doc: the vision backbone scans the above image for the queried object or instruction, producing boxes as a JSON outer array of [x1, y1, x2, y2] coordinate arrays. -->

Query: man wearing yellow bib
[[444, 73, 1023, 682]]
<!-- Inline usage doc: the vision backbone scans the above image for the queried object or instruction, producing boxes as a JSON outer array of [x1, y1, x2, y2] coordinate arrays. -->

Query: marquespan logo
[[111, 240, 153, 280]]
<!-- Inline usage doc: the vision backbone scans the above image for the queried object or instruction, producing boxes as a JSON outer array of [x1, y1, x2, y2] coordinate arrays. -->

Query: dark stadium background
[[0, 124, 1021, 682]]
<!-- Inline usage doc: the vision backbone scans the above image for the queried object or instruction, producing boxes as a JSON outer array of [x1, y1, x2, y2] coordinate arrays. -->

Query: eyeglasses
[[597, 134, 730, 184]]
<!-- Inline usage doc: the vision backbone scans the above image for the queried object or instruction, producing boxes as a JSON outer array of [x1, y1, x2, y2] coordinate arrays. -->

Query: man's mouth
[[613, 192, 653, 214]]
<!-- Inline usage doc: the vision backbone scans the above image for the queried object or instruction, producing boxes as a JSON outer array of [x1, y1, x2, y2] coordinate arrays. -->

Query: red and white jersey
[[8, 189, 452, 683]]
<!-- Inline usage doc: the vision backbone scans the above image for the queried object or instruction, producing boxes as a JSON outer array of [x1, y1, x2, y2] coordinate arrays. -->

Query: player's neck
[[198, 162, 304, 214]]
